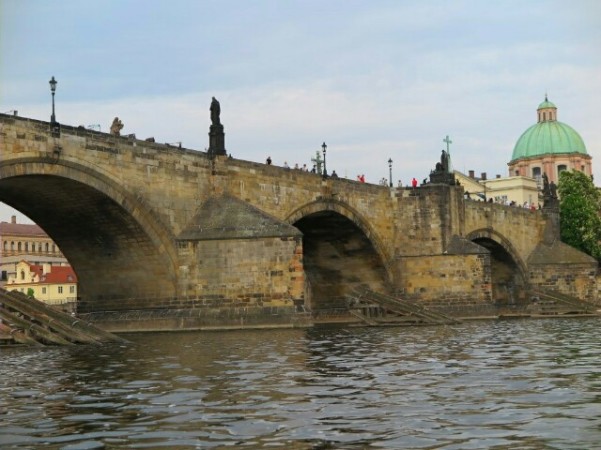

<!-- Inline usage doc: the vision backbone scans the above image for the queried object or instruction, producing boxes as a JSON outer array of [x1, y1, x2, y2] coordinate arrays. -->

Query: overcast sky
[[1, 0, 600, 224]]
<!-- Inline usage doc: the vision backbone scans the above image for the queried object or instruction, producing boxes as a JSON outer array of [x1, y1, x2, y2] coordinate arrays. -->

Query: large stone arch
[[466, 228, 527, 278], [466, 228, 529, 305], [0, 158, 179, 311], [287, 198, 393, 275], [286, 198, 392, 310]]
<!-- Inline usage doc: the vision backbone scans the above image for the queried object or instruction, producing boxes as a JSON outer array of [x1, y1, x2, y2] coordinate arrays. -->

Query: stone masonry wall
[[397, 253, 495, 316], [529, 263, 599, 305], [180, 236, 304, 308]]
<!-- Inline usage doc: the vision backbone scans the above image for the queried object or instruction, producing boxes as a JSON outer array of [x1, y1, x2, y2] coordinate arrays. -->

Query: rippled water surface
[[2, 318, 601, 449]]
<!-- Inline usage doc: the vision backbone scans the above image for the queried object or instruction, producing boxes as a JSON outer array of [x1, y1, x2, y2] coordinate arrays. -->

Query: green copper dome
[[538, 99, 556, 109], [510, 98, 587, 161]]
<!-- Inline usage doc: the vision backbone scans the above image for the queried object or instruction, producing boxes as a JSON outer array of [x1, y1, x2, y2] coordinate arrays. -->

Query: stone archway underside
[[293, 210, 389, 311], [0, 175, 176, 311], [472, 237, 527, 305]]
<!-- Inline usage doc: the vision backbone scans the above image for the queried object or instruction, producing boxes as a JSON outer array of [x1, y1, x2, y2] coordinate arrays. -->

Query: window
[[558, 165, 567, 176], [18, 242, 21, 252], [1, 271, 6, 281], [69, 286, 75, 294], [58, 286, 63, 294], [25, 242, 29, 252], [45, 243, 49, 253], [11, 242, 14, 251], [42, 287, 47, 294], [3, 241, 6, 251], [20, 270, 25, 280]]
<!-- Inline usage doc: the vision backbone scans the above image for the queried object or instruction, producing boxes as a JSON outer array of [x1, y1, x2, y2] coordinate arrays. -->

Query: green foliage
[[558, 170, 601, 260], [27, 287, 35, 298]]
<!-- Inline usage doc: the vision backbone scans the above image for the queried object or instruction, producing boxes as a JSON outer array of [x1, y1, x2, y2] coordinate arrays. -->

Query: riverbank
[[83, 306, 601, 334]]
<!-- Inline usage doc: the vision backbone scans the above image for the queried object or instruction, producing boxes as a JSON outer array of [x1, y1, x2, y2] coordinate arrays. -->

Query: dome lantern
[[537, 94, 557, 122]]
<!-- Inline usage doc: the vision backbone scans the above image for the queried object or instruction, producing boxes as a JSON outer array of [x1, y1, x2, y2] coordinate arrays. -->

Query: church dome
[[510, 97, 587, 162]]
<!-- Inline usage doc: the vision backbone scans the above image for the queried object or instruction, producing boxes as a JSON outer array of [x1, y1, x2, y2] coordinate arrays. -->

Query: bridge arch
[[466, 228, 529, 305], [286, 198, 392, 310], [0, 158, 179, 311], [466, 228, 527, 277]]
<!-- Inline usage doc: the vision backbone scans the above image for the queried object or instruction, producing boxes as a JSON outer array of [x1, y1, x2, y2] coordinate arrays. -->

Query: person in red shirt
[[411, 177, 418, 188]]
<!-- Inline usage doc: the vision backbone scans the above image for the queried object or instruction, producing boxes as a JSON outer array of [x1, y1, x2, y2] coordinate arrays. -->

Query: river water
[[1, 318, 601, 449]]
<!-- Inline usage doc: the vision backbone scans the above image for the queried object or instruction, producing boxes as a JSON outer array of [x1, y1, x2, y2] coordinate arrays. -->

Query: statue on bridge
[[210, 97, 221, 126], [429, 149, 455, 185], [110, 117, 123, 136], [208, 97, 226, 157], [542, 173, 559, 209], [440, 149, 449, 173]]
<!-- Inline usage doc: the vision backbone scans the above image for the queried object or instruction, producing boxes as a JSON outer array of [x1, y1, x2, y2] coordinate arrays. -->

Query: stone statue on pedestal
[[208, 97, 226, 157], [542, 173, 559, 209], [429, 149, 455, 185]]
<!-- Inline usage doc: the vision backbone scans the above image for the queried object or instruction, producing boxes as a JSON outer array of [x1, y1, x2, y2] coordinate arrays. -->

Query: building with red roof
[[1, 215, 69, 287], [6, 260, 78, 307]]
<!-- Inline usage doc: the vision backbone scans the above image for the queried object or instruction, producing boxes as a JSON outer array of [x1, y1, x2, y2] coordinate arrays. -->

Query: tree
[[27, 287, 35, 298], [558, 170, 601, 260]]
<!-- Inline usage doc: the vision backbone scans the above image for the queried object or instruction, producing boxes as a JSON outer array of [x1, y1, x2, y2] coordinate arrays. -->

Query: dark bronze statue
[[441, 150, 449, 173], [210, 97, 221, 126], [550, 181, 557, 199], [208, 97, 226, 157], [542, 173, 550, 197], [429, 149, 455, 185]]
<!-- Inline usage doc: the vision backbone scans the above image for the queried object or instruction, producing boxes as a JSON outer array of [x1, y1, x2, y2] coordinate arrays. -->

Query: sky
[[1, 0, 600, 224]]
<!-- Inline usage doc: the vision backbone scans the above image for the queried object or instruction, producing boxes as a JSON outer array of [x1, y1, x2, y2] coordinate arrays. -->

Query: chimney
[[42, 263, 51, 275], [481, 172, 487, 181], [11, 215, 16, 224], [468, 170, 475, 178]]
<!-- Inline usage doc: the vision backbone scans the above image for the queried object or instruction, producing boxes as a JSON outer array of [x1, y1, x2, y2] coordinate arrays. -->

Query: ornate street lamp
[[388, 158, 393, 187], [49, 76, 57, 124], [322, 142, 327, 178]]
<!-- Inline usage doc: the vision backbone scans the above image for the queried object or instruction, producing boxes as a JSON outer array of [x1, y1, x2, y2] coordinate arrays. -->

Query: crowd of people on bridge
[[264, 155, 426, 189], [464, 191, 541, 210]]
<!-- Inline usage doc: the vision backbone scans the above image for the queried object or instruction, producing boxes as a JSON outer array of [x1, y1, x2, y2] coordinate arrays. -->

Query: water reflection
[[1, 318, 601, 449]]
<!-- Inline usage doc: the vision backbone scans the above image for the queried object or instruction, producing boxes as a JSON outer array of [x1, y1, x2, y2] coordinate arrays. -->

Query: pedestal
[[208, 124, 226, 157]]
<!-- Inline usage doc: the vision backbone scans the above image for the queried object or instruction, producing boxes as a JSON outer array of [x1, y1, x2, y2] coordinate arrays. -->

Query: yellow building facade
[[6, 260, 78, 307]]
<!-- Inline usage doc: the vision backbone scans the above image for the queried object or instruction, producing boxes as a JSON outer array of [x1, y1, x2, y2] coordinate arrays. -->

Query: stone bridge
[[0, 114, 596, 328]]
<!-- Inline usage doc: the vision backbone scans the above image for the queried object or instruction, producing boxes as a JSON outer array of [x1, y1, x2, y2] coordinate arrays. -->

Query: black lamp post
[[388, 158, 393, 187], [322, 142, 327, 178], [49, 76, 57, 124]]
